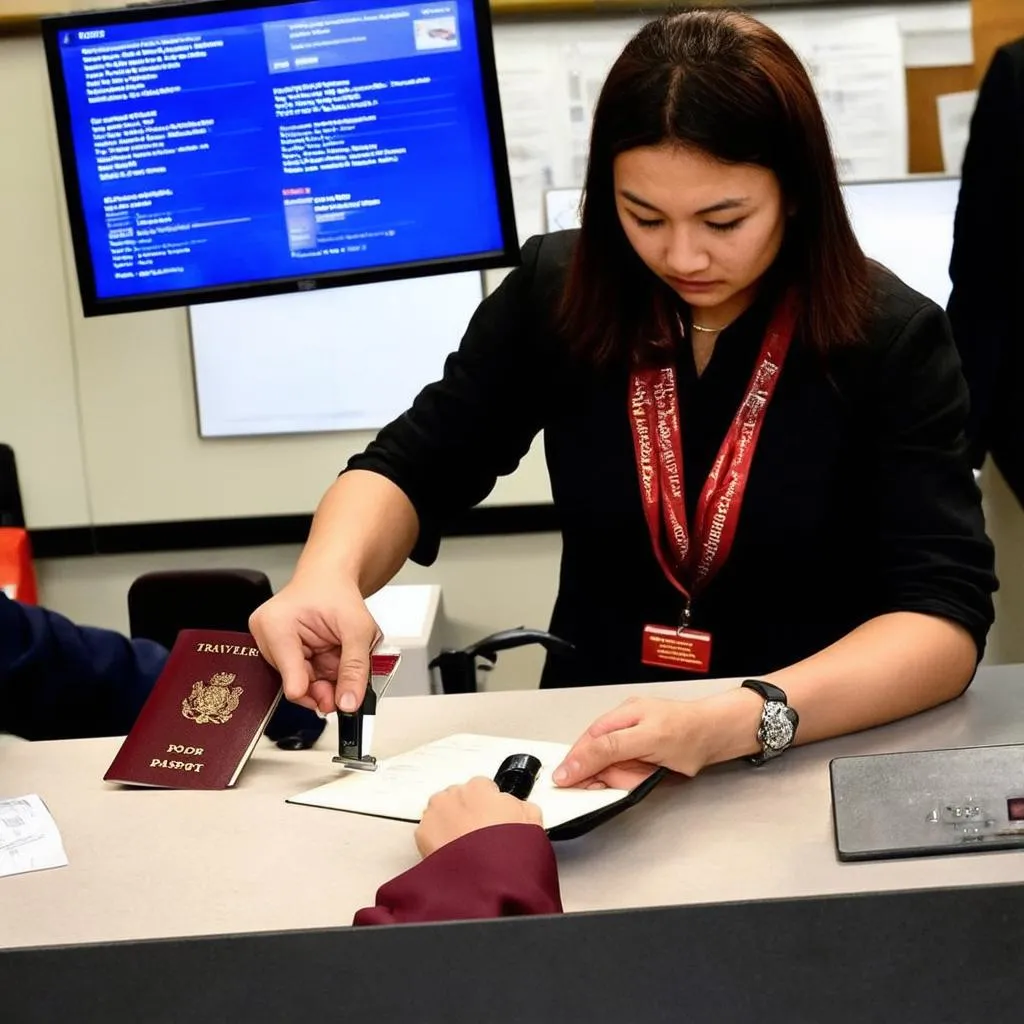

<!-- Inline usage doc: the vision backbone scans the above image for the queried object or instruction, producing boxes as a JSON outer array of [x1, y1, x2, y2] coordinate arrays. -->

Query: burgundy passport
[[104, 629, 284, 789]]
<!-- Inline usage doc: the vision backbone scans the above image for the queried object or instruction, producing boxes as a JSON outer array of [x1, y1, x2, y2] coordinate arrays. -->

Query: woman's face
[[613, 144, 787, 320]]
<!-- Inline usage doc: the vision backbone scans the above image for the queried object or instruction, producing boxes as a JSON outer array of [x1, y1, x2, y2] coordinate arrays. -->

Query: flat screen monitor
[[545, 178, 960, 309], [189, 270, 483, 436], [840, 176, 960, 308], [42, 0, 517, 317]]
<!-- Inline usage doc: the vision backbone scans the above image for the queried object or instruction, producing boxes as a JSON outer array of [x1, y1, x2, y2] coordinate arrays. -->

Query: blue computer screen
[[47, 0, 512, 312]]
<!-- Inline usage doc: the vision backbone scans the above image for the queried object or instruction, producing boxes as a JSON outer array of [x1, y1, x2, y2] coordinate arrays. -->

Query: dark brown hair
[[559, 8, 871, 365]]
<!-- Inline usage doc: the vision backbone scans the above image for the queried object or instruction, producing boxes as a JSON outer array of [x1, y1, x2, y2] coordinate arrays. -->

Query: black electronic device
[[830, 742, 1024, 861]]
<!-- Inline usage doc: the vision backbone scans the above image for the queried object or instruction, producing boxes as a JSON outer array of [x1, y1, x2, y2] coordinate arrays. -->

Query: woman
[[251, 11, 996, 784]]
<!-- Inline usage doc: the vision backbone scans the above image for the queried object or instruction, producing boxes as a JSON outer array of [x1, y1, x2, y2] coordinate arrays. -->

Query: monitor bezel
[[41, 0, 520, 318]]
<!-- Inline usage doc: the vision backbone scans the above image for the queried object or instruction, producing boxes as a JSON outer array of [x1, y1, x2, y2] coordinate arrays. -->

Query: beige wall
[[35, 532, 563, 691]]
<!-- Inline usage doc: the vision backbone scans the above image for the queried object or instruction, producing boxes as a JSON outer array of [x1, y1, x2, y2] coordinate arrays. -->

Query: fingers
[[333, 619, 378, 712], [553, 724, 653, 788], [551, 700, 653, 787], [458, 780, 543, 827], [464, 776, 500, 795], [307, 680, 336, 715], [251, 616, 314, 708], [413, 820, 433, 859], [582, 702, 646, 739], [416, 778, 544, 859], [521, 800, 543, 826], [594, 763, 658, 791]]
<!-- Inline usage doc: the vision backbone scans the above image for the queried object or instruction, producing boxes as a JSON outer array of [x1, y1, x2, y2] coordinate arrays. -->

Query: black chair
[[429, 627, 574, 693], [128, 568, 325, 748], [128, 568, 272, 650]]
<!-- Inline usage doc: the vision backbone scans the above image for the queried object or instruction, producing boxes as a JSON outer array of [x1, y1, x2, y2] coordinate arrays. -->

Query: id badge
[[641, 624, 712, 673]]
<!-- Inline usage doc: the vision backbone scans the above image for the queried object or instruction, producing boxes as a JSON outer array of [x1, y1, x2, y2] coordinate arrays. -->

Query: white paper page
[[494, 48, 560, 243], [781, 15, 908, 182], [895, 2, 972, 69], [288, 733, 630, 828], [0, 794, 69, 878], [544, 187, 583, 233], [937, 90, 977, 176]]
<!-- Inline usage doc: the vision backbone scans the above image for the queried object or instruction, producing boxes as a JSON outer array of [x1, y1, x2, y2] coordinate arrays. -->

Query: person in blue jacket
[[0, 592, 325, 744], [0, 590, 166, 740]]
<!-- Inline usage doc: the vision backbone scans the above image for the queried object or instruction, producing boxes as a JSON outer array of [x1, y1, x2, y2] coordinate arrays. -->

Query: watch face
[[761, 703, 795, 751]]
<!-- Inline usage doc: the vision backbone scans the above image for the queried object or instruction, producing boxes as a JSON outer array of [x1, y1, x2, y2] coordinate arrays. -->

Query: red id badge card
[[641, 624, 712, 673]]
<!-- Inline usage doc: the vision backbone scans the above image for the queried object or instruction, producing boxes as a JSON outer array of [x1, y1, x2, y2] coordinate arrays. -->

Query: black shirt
[[348, 231, 997, 688]]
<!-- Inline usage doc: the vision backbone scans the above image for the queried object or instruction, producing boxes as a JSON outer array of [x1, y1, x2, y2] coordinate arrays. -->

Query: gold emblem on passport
[[181, 671, 244, 725]]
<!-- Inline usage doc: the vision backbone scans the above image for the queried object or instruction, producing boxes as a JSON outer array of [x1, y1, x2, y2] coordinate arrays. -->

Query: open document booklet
[[288, 733, 667, 841]]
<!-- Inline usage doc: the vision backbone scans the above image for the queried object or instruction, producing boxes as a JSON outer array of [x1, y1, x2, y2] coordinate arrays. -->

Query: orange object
[[0, 527, 38, 605]]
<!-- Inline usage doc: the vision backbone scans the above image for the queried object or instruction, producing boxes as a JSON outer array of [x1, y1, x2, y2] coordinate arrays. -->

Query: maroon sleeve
[[352, 823, 563, 926]]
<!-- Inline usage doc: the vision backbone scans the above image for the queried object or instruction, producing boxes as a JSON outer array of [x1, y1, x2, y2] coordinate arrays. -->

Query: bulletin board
[[900, 0, 1024, 173], [971, 0, 1024, 78]]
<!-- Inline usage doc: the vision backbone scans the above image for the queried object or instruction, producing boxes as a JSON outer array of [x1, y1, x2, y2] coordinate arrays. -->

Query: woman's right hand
[[249, 575, 381, 715]]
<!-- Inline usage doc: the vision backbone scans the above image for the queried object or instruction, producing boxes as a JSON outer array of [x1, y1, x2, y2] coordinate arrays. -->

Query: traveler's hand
[[249, 576, 380, 715], [415, 778, 544, 858], [553, 697, 715, 790]]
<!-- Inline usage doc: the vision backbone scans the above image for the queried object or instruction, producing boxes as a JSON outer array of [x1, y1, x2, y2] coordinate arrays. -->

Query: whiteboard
[[189, 272, 485, 438]]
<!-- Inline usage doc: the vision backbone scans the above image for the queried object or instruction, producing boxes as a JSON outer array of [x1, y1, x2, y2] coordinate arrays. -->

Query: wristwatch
[[740, 680, 799, 766]]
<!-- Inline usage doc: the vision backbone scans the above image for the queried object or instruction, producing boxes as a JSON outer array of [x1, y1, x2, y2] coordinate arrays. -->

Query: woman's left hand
[[552, 696, 716, 790]]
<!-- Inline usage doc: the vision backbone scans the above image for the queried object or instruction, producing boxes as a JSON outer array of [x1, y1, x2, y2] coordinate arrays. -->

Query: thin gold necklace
[[691, 318, 735, 334]]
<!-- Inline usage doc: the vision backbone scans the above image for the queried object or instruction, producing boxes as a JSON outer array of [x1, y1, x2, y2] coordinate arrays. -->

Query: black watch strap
[[741, 679, 788, 704], [741, 679, 798, 766]]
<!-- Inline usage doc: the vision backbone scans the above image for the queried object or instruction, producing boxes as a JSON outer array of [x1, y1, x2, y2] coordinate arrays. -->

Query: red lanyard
[[628, 291, 798, 626]]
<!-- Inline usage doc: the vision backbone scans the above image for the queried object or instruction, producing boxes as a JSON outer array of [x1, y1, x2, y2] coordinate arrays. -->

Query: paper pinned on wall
[[894, 1, 973, 69], [561, 41, 622, 185], [937, 90, 978, 176], [493, 12, 913, 240], [495, 46, 561, 243], [783, 14, 909, 182]]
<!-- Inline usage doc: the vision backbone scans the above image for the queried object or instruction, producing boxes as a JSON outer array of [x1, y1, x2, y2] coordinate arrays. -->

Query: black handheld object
[[332, 682, 378, 771], [494, 754, 542, 801]]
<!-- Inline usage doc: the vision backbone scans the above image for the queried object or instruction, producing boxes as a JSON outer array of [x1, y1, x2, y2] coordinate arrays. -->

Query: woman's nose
[[664, 228, 712, 276]]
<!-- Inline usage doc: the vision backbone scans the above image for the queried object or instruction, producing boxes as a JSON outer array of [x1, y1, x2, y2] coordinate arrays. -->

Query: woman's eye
[[631, 214, 664, 229], [707, 218, 744, 233]]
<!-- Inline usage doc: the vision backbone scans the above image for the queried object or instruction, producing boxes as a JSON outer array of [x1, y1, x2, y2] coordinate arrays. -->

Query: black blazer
[[948, 37, 1024, 502], [351, 231, 996, 687]]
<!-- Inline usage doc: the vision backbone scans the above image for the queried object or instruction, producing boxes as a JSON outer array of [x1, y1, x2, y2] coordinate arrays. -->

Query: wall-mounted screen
[[42, 0, 517, 316]]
